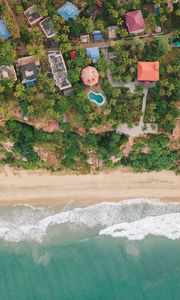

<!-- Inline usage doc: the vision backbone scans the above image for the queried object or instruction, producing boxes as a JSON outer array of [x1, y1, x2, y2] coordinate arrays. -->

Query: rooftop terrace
[[48, 51, 71, 91], [24, 6, 43, 26], [40, 17, 56, 38]]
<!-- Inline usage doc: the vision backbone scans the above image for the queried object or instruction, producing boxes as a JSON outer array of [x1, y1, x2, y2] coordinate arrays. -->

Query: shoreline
[[0, 167, 179, 206]]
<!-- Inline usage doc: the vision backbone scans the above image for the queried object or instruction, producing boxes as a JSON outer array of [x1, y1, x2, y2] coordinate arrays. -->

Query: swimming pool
[[88, 91, 105, 106]]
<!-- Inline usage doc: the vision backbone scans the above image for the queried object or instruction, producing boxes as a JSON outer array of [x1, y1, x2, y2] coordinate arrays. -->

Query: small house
[[24, 6, 43, 26], [57, 2, 80, 21], [108, 51, 117, 60], [108, 26, 117, 39], [125, 10, 145, 34], [80, 34, 90, 44], [70, 50, 76, 60], [63, 87, 74, 97], [0, 19, 11, 40], [138, 62, 159, 82], [86, 47, 100, 63], [92, 30, 104, 41], [40, 17, 56, 38], [0, 65, 17, 81], [16, 56, 40, 87]]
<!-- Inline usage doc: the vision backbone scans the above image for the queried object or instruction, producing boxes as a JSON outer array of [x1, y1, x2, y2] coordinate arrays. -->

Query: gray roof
[[63, 87, 74, 97], [40, 17, 56, 38], [16, 56, 40, 84], [20, 63, 39, 83], [24, 6, 43, 25]]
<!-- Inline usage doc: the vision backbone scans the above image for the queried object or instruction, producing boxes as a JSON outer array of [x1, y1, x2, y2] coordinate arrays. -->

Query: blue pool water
[[88, 91, 105, 105]]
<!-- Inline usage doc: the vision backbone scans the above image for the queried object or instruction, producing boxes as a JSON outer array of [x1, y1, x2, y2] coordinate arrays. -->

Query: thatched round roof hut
[[81, 66, 99, 86]]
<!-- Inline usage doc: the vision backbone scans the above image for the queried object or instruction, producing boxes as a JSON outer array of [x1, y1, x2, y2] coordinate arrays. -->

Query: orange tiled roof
[[138, 62, 159, 81]]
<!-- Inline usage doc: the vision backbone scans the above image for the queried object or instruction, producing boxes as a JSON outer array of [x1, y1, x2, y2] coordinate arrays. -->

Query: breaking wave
[[99, 213, 180, 240], [0, 199, 179, 243]]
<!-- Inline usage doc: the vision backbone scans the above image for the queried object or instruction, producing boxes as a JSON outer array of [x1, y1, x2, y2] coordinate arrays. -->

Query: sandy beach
[[0, 167, 179, 206]]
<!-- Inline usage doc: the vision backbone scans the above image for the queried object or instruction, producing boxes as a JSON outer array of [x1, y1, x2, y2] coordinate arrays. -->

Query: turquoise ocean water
[[0, 199, 179, 300]]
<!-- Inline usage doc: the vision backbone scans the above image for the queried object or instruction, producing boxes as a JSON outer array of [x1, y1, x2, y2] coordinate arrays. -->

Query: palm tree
[[14, 83, 25, 99], [85, 18, 94, 34], [159, 14, 167, 32], [27, 44, 46, 60], [108, 6, 119, 19], [154, 0, 164, 8], [95, 20, 105, 32], [72, 0, 87, 9]]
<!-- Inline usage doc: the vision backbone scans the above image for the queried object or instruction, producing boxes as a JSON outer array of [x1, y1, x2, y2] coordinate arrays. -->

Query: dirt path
[[2, 0, 20, 38]]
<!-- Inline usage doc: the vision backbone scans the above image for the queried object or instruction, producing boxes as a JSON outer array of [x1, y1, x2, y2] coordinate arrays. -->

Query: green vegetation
[[145, 53, 180, 132], [0, 0, 179, 173], [0, 40, 16, 65], [122, 135, 178, 171]]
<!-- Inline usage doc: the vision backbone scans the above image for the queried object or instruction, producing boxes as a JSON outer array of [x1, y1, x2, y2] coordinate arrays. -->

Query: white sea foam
[[0, 199, 179, 243], [99, 213, 180, 240]]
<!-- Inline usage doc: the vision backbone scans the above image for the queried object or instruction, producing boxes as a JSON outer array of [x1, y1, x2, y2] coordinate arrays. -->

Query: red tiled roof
[[125, 10, 145, 33], [138, 62, 159, 81]]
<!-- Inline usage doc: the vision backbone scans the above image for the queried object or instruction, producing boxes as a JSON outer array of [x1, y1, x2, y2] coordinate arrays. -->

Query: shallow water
[[0, 236, 179, 300], [0, 199, 179, 300]]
